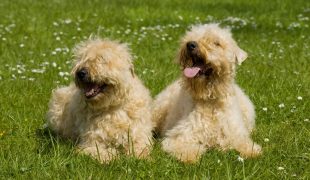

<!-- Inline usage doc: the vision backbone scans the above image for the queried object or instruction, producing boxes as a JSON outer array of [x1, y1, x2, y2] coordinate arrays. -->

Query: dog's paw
[[162, 138, 202, 163], [240, 143, 262, 158], [76, 146, 116, 163], [177, 153, 200, 164], [133, 146, 151, 159]]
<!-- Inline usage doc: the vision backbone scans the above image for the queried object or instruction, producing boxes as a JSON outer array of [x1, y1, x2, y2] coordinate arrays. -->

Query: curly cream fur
[[152, 24, 262, 163], [47, 39, 153, 163]]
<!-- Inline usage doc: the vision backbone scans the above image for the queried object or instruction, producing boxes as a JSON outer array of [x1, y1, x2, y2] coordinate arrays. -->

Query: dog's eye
[[214, 41, 221, 47]]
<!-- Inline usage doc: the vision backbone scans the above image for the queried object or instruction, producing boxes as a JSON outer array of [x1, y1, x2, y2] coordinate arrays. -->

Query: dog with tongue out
[[152, 24, 262, 163], [47, 38, 153, 163]]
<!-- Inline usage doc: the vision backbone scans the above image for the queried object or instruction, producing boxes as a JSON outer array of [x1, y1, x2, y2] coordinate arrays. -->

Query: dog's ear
[[234, 47, 248, 65]]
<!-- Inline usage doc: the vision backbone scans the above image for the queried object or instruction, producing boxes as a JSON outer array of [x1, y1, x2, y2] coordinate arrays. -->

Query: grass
[[0, 0, 309, 179]]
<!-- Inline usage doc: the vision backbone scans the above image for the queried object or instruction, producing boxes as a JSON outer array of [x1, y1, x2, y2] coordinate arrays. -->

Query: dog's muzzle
[[75, 68, 108, 99], [186, 41, 203, 60], [187, 41, 197, 51], [183, 41, 214, 78]]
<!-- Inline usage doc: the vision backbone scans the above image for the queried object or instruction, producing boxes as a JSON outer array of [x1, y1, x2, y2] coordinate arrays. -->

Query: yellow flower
[[0, 131, 5, 137]]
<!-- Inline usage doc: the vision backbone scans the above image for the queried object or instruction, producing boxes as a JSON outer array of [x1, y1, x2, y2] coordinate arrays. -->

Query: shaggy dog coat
[[47, 39, 153, 163], [152, 24, 262, 163]]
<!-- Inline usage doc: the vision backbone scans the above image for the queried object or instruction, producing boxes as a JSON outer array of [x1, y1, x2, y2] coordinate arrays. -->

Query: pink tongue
[[183, 67, 201, 78]]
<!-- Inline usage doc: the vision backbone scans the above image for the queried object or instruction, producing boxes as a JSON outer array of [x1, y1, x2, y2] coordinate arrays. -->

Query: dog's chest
[[194, 104, 226, 144], [80, 111, 131, 143]]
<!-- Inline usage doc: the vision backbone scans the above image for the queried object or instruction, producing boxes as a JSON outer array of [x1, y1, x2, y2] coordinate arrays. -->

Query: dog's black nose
[[187, 41, 197, 51], [76, 68, 88, 80]]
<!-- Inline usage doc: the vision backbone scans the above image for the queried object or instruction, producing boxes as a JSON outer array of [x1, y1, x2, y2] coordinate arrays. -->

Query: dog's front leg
[[77, 141, 117, 163], [220, 101, 262, 158], [125, 140, 152, 159], [161, 114, 206, 163]]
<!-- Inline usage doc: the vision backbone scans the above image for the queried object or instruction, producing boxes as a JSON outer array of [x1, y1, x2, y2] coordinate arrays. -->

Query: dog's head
[[71, 38, 134, 108], [178, 24, 247, 100]]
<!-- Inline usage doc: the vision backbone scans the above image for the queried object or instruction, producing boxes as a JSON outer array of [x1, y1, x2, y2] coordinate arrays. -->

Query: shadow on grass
[[35, 125, 78, 156]]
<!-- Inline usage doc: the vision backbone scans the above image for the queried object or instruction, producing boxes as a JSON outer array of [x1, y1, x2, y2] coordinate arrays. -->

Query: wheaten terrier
[[152, 24, 262, 163], [47, 38, 153, 163]]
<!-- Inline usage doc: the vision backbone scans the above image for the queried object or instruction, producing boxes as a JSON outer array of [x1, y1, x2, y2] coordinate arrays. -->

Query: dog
[[152, 24, 262, 163], [47, 38, 153, 163]]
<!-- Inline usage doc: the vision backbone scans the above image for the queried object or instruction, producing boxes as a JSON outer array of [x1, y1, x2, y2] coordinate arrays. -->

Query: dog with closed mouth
[[152, 24, 262, 163], [47, 38, 153, 163]]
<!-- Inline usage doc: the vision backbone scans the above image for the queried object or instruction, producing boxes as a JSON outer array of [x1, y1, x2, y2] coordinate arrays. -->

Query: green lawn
[[0, 0, 309, 179]]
